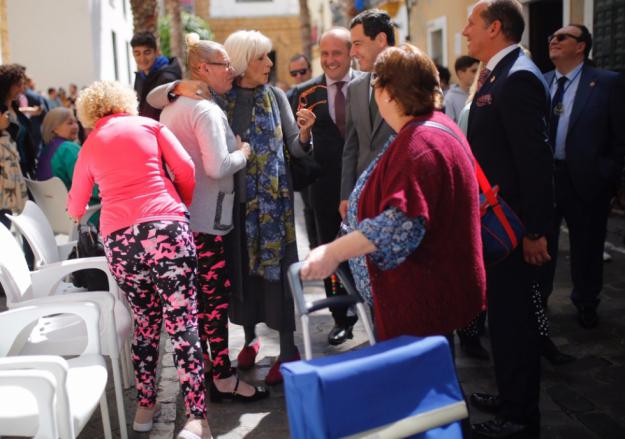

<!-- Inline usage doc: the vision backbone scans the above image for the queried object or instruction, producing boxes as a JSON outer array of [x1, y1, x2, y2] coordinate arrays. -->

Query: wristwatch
[[525, 233, 543, 241], [167, 91, 179, 103]]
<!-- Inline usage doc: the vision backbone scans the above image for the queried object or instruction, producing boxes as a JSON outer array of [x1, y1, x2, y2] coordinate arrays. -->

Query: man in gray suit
[[339, 9, 396, 219]]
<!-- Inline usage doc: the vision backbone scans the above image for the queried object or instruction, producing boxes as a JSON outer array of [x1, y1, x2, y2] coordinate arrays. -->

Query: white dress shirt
[[326, 70, 352, 124]]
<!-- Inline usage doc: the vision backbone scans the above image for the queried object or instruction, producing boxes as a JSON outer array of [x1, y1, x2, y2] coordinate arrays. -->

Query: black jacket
[[134, 57, 182, 120], [468, 48, 554, 236]]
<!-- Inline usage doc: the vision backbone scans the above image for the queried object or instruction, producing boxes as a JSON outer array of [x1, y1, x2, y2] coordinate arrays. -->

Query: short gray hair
[[185, 32, 226, 78], [42, 107, 73, 144], [224, 30, 272, 77]]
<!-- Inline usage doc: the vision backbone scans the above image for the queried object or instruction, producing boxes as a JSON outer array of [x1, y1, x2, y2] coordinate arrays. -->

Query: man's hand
[[301, 244, 340, 280], [338, 200, 348, 219], [174, 80, 210, 100], [522, 236, 551, 266]]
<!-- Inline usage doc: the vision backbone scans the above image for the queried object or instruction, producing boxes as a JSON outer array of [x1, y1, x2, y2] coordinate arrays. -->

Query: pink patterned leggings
[[104, 220, 206, 418]]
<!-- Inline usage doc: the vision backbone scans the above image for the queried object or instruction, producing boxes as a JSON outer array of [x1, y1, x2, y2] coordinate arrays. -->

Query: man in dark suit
[[290, 28, 362, 345], [463, 1, 554, 437], [339, 8, 396, 220], [541, 25, 625, 328]]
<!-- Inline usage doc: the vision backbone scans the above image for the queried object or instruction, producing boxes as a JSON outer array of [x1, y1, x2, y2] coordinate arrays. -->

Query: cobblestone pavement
[[3, 195, 624, 438]]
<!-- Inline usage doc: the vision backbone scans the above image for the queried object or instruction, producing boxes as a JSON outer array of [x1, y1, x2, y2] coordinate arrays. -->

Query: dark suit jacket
[[468, 47, 553, 236], [340, 72, 396, 200], [290, 72, 361, 211], [544, 64, 625, 203], [134, 57, 182, 121]]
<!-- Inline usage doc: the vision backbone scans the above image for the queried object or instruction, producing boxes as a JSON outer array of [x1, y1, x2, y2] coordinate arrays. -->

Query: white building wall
[[7, 0, 133, 93], [210, 0, 300, 18]]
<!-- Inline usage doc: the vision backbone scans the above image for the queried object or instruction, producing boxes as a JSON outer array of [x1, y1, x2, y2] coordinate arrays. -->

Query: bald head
[[319, 27, 352, 81]]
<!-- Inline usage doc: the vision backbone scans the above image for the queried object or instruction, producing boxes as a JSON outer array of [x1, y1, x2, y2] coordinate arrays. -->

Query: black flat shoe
[[327, 323, 354, 346], [470, 392, 502, 413], [541, 336, 575, 365], [577, 306, 598, 329], [209, 375, 269, 403], [472, 417, 539, 438]]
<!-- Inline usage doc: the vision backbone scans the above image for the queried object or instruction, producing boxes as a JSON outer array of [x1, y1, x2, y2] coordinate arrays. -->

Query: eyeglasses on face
[[297, 85, 327, 111], [207, 60, 233, 70], [547, 33, 583, 44], [290, 68, 309, 77]]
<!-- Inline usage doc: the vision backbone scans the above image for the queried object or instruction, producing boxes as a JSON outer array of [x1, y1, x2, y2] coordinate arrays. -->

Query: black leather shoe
[[209, 375, 269, 403], [470, 392, 502, 414], [327, 323, 354, 346], [541, 336, 575, 365], [578, 306, 598, 329], [459, 334, 490, 360], [472, 417, 539, 438]]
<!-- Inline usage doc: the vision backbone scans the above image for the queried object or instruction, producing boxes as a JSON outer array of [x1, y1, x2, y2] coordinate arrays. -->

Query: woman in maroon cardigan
[[301, 44, 486, 341]]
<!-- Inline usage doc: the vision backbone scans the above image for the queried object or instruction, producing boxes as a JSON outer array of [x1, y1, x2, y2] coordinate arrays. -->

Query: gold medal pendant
[[554, 102, 565, 116]]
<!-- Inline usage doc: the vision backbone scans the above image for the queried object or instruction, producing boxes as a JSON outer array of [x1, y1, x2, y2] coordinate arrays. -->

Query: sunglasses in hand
[[297, 85, 328, 112]]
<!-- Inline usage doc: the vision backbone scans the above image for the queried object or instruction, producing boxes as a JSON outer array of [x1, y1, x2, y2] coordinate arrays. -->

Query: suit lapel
[[568, 64, 596, 131]]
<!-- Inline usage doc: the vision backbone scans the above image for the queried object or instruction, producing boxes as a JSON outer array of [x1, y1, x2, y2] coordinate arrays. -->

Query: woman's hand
[[174, 80, 210, 100], [301, 244, 341, 280], [296, 108, 315, 143], [236, 135, 252, 160]]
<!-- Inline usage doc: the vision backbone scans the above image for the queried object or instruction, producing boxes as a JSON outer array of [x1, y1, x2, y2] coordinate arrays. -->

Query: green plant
[[158, 11, 213, 57]]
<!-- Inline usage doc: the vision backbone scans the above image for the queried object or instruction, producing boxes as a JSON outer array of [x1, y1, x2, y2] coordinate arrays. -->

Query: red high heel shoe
[[265, 351, 300, 386], [236, 337, 261, 370]]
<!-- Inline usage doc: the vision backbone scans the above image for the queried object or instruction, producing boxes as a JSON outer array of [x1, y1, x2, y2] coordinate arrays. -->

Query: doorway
[[529, 0, 563, 72]]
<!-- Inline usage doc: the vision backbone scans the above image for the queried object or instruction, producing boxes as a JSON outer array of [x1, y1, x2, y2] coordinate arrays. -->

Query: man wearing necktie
[[289, 28, 363, 345], [541, 25, 625, 329], [463, 1, 553, 437], [339, 9, 396, 220]]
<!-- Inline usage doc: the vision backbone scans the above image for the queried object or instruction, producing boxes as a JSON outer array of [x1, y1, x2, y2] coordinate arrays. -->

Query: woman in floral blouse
[[302, 44, 486, 341]]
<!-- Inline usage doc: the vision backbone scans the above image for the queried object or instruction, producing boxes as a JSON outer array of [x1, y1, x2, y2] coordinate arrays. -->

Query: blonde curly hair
[[75, 80, 138, 128]]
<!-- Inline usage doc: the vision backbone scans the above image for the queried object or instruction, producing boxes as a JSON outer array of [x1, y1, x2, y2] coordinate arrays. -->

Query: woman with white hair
[[159, 33, 269, 402], [146, 30, 315, 385], [67, 80, 211, 439]]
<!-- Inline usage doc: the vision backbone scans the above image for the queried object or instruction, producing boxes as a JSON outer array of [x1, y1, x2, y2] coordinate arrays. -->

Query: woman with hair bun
[[159, 33, 268, 402]]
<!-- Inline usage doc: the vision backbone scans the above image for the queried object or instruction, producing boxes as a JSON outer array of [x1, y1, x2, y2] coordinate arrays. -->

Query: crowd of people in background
[[1, 0, 624, 438]]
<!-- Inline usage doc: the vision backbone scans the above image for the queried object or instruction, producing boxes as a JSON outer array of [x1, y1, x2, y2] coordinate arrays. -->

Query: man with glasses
[[131, 32, 182, 120], [289, 28, 362, 346], [540, 25, 625, 329], [287, 54, 312, 89]]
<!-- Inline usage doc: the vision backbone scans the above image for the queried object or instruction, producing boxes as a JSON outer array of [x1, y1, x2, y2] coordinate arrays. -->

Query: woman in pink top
[[68, 81, 211, 439]]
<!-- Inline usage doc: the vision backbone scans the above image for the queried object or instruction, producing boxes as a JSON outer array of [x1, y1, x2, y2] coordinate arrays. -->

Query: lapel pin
[[590, 81, 596, 87], [490, 75, 496, 83]]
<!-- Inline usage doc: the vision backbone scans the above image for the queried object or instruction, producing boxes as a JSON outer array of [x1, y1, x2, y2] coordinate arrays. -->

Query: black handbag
[[69, 223, 109, 291]]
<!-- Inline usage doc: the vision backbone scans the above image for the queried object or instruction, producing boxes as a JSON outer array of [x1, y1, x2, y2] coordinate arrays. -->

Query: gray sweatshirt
[[160, 96, 247, 235]]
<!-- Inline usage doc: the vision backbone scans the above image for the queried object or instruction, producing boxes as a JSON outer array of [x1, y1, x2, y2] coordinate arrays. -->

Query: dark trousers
[[313, 206, 354, 326], [487, 246, 541, 424], [541, 162, 612, 308], [300, 187, 318, 248]]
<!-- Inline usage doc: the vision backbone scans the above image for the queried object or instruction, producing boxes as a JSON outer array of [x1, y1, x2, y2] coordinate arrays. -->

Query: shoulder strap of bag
[[415, 119, 519, 246]]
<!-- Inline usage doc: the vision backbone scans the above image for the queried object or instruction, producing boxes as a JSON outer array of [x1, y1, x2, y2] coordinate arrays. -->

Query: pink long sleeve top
[[67, 113, 195, 237]]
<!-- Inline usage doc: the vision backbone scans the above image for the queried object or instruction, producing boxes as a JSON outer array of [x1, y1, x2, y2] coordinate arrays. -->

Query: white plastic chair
[[25, 177, 101, 240], [6, 201, 135, 390], [0, 223, 130, 439], [6, 200, 76, 269], [0, 302, 112, 438]]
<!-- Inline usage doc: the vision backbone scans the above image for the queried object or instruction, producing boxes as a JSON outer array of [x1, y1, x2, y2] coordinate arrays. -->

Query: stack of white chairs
[[0, 302, 112, 438], [25, 177, 101, 240], [0, 222, 131, 439]]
